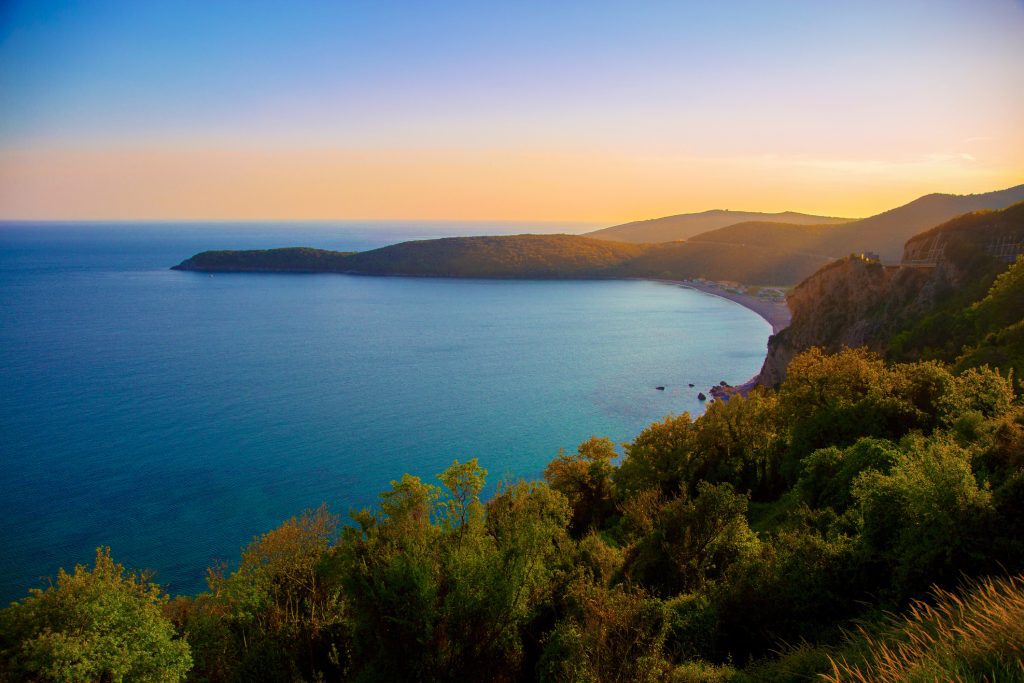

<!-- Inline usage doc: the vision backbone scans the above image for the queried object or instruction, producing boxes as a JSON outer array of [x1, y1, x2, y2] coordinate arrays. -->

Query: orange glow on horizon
[[2, 143, 1021, 224], [3, 2, 1022, 225]]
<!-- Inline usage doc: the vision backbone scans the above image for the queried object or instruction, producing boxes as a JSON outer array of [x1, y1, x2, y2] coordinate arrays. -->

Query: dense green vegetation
[[886, 205, 1024, 385], [12, 201, 1024, 680], [892, 252, 1024, 384], [3, 341, 1021, 681], [0, 549, 192, 681]]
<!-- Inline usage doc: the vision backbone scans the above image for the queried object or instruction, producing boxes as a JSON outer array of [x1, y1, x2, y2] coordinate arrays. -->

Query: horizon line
[[4, 181, 1022, 226]]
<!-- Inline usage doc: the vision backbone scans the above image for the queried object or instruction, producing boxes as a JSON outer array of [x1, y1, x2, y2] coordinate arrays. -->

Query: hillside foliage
[[3, 344, 1022, 681], [10, 200, 1024, 680]]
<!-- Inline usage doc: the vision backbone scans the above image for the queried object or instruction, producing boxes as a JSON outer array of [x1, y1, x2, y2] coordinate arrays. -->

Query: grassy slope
[[825, 575, 1024, 682], [746, 575, 1024, 682]]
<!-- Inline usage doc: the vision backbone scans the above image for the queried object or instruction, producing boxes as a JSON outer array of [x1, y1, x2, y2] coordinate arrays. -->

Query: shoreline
[[647, 278, 791, 395], [181, 263, 788, 395], [646, 278, 791, 335]]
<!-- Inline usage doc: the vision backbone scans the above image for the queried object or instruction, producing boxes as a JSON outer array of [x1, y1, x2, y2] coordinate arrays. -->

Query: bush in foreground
[[0, 548, 191, 682]]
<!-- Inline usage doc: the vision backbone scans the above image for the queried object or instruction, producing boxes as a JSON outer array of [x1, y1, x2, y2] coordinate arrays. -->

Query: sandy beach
[[649, 279, 792, 335]]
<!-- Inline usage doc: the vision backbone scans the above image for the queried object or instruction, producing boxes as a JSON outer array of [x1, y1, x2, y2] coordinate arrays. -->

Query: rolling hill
[[584, 210, 852, 243], [172, 234, 649, 279], [610, 240, 833, 285], [340, 234, 649, 277], [689, 184, 1024, 263], [173, 233, 832, 285]]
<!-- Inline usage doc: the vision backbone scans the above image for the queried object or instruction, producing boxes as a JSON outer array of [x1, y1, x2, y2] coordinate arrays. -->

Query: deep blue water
[[0, 222, 770, 601]]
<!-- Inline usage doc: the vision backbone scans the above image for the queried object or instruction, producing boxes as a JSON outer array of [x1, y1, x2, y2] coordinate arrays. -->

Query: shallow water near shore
[[0, 222, 770, 600]]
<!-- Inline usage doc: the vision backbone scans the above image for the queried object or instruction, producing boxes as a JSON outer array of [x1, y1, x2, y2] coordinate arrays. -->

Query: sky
[[0, 0, 1022, 223]]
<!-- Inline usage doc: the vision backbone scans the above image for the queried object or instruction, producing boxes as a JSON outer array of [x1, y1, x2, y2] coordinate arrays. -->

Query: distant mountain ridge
[[173, 184, 1024, 286], [688, 184, 1024, 262], [585, 210, 852, 244]]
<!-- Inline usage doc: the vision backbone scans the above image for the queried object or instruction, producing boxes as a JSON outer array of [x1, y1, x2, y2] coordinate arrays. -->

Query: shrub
[[622, 483, 758, 596], [853, 435, 995, 596], [538, 583, 670, 683], [0, 548, 192, 682]]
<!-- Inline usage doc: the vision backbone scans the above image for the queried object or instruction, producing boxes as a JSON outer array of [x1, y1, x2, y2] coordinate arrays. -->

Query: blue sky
[[1, 0, 1022, 220]]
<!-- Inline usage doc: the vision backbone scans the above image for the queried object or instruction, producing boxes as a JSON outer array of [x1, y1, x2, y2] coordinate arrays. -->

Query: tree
[[622, 482, 758, 596], [545, 437, 617, 534], [539, 583, 670, 683], [0, 548, 192, 682], [616, 413, 697, 500], [205, 505, 345, 679], [779, 347, 936, 482], [335, 475, 443, 681], [853, 435, 996, 597], [335, 465, 571, 681], [797, 437, 901, 512], [438, 458, 487, 536], [691, 389, 784, 499]]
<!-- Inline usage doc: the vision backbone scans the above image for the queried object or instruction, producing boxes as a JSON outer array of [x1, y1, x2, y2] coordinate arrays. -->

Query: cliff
[[758, 201, 1024, 385]]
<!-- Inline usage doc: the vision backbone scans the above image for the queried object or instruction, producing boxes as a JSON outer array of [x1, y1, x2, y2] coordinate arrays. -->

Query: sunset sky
[[1, 0, 1022, 223]]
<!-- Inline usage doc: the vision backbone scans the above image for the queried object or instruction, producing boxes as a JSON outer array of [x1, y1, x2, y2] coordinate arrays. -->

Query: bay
[[0, 222, 770, 600]]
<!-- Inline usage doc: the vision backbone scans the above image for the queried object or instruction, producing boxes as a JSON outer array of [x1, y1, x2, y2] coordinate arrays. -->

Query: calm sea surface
[[0, 222, 770, 601]]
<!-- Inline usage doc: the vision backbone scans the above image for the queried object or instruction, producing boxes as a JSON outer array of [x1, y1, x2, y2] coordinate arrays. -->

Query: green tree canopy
[[0, 548, 191, 682]]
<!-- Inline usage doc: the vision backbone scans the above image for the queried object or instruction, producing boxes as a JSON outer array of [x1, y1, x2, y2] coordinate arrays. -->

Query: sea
[[0, 221, 771, 601]]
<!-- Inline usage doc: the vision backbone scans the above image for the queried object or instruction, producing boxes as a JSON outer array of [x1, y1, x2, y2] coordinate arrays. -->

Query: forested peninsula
[[172, 185, 1024, 287], [171, 233, 837, 287], [4, 203, 1024, 681]]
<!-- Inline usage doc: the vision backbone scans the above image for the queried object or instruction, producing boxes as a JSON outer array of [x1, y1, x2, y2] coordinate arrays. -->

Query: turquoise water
[[0, 223, 770, 601]]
